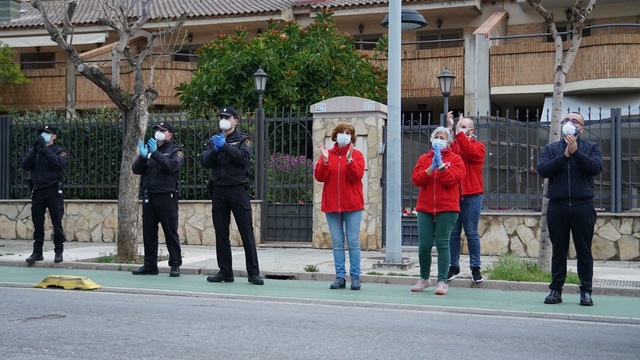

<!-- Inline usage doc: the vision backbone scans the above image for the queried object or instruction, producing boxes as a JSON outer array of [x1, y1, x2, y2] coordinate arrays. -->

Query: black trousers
[[142, 193, 182, 267], [31, 185, 66, 254], [547, 201, 596, 293], [211, 184, 260, 277]]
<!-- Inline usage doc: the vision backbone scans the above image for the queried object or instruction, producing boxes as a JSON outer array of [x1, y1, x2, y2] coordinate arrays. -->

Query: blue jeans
[[449, 194, 482, 270], [325, 210, 363, 279]]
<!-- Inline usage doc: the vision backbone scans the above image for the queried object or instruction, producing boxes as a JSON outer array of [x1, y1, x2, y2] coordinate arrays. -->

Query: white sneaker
[[435, 281, 448, 295], [411, 278, 430, 292]]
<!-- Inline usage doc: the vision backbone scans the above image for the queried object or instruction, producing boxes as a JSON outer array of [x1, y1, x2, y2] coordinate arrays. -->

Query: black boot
[[26, 253, 44, 264], [544, 289, 562, 304], [131, 265, 159, 275], [169, 265, 180, 277], [54, 253, 63, 263]]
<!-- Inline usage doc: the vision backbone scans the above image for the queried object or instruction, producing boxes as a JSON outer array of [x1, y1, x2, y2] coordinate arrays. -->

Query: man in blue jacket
[[537, 112, 603, 306]]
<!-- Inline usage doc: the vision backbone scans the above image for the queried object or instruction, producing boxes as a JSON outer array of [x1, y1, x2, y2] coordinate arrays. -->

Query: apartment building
[[0, 0, 638, 118]]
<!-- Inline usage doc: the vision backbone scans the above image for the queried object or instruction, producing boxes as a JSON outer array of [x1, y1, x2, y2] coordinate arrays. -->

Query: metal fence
[[400, 107, 640, 213]]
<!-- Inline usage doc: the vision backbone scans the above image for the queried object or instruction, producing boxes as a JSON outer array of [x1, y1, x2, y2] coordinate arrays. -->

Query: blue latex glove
[[212, 133, 226, 149], [210, 136, 220, 153], [429, 161, 437, 171], [433, 150, 443, 167], [138, 139, 149, 158], [148, 138, 158, 153]]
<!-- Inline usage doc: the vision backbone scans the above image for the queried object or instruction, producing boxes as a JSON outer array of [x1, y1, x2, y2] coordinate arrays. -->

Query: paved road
[[2, 286, 639, 360]]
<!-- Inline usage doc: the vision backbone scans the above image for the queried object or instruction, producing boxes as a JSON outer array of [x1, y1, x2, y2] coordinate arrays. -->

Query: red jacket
[[314, 143, 365, 213], [450, 132, 485, 196], [412, 148, 466, 214]]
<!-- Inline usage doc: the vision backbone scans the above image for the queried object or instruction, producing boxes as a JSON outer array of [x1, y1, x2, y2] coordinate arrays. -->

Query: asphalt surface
[[1, 239, 639, 324]]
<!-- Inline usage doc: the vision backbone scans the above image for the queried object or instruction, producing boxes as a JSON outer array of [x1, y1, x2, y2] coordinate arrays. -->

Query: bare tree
[[32, 0, 188, 261], [526, 0, 597, 270]]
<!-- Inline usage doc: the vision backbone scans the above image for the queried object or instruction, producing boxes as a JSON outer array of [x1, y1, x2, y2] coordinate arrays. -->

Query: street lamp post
[[253, 67, 268, 200], [437, 67, 456, 126], [381, 6, 427, 264]]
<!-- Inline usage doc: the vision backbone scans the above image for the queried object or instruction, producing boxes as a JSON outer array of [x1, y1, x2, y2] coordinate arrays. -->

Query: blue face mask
[[41, 133, 52, 143]]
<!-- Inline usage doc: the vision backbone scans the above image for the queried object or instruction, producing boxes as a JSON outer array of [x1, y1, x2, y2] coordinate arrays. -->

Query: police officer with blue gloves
[[20, 126, 69, 264], [132, 122, 185, 277], [201, 107, 263, 285]]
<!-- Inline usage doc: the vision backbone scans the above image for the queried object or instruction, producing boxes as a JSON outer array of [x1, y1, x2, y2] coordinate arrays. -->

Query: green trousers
[[417, 211, 459, 282]]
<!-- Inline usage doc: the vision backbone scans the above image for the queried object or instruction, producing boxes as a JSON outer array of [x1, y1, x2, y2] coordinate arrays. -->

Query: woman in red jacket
[[314, 123, 365, 290], [410, 126, 465, 295]]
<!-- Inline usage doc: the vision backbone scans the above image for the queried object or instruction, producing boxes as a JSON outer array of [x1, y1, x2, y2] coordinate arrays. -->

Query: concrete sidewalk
[[1, 239, 639, 297]]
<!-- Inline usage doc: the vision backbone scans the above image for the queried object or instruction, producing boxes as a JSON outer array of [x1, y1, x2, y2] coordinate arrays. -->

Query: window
[[20, 52, 55, 69], [547, 23, 591, 42], [173, 47, 199, 62], [418, 31, 463, 49], [355, 35, 382, 51]]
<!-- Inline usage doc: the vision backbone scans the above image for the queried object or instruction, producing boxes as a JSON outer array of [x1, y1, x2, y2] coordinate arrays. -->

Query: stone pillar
[[310, 96, 387, 250]]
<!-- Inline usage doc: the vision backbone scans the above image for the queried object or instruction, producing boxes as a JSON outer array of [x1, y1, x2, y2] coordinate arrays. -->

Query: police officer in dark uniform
[[20, 125, 69, 264], [201, 107, 263, 285], [131, 122, 184, 277]]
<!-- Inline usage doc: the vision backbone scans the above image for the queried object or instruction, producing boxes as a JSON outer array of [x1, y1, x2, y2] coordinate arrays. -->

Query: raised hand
[[138, 139, 149, 158], [346, 144, 354, 161], [446, 111, 454, 129], [317, 143, 329, 163], [148, 138, 158, 153], [212, 133, 226, 149], [433, 150, 443, 167]]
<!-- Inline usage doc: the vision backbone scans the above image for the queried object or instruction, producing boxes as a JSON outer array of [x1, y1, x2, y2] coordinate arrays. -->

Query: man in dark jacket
[[20, 126, 69, 264], [537, 112, 603, 306], [132, 122, 184, 277], [201, 106, 263, 285]]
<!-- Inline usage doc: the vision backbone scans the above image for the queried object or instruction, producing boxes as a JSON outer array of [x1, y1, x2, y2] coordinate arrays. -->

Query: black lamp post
[[253, 67, 268, 200], [437, 67, 455, 126]]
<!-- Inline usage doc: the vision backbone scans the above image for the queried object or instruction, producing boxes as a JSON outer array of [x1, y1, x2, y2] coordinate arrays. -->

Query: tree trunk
[[115, 102, 148, 262]]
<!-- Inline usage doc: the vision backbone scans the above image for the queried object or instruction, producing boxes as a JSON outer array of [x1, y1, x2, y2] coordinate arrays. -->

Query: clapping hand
[[212, 133, 226, 149], [148, 138, 158, 153], [433, 148, 443, 167], [138, 139, 149, 158], [346, 144, 353, 162], [317, 143, 329, 163]]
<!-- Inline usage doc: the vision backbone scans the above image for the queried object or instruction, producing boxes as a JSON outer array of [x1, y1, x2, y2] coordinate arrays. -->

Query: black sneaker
[[169, 265, 180, 277], [329, 277, 346, 289], [447, 267, 460, 281], [580, 291, 593, 306], [26, 253, 44, 264], [248, 275, 264, 285], [471, 268, 484, 283], [207, 273, 234, 283], [544, 290, 563, 304], [131, 265, 159, 275]]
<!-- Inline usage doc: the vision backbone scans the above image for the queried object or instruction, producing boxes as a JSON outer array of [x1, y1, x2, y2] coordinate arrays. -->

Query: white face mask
[[154, 131, 166, 141], [562, 123, 578, 137], [41, 133, 52, 143], [336, 133, 351, 148], [219, 119, 231, 131], [432, 138, 447, 150]]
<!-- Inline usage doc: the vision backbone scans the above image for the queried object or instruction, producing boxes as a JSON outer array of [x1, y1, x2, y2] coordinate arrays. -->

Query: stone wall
[[0, 200, 261, 246], [1, 200, 638, 260]]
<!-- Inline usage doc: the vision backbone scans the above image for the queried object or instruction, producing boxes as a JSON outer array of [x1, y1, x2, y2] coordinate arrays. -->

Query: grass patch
[[385, 272, 410, 277], [366, 271, 384, 276], [303, 264, 319, 272], [94, 252, 170, 264], [486, 255, 580, 284]]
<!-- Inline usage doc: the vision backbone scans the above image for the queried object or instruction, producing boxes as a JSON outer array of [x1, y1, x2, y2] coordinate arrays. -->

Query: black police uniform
[[19, 129, 69, 259], [132, 140, 184, 270], [200, 128, 261, 279]]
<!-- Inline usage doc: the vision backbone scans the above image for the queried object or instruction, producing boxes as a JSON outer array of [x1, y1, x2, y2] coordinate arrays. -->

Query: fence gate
[[260, 110, 314, 243]]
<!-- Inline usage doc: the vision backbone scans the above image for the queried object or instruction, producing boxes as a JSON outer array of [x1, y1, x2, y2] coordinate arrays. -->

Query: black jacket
[[132, 141, 184, 194], [20, 142, 69, 189], [537, 137, 603, 206], [200, 129, 252, 187]]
